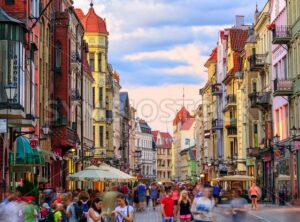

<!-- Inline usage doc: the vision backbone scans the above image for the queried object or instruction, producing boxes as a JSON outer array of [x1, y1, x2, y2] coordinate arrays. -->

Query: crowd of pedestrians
[[0, 181, 260, 222]]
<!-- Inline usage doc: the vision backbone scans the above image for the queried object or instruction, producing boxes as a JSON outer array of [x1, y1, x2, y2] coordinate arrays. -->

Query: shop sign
[[30, 139, 39, 149], [246, 158, 256, 166], [0, 119, 7, 133]]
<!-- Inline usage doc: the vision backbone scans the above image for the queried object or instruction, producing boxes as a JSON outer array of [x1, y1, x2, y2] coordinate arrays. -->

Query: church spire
[[90, 0, 94, 7], [182, 86, 185, 107]]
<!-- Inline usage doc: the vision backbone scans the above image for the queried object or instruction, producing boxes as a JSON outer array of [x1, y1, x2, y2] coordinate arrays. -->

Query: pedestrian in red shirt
[[161, 188, 175, 222]]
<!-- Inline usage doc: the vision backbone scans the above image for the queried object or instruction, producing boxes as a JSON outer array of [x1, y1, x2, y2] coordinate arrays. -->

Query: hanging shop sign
[[0, 119, 8, 133]]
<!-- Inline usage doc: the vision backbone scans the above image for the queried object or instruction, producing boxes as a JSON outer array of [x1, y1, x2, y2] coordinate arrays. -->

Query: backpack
[[44, 210, 54, 222], [78, 202, 89, 222], [73, 202, 84, 221]]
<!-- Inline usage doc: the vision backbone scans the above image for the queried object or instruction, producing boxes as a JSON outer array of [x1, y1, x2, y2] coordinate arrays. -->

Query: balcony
[[212, 83, 222, 96], [52, 126, 77, 148], [272, 26, 292, 44], [249, 92, 271, 110], [249, 54, 266, 72], [247, 147, 260, 158], [224, 95, 236, 111], [212, 119, 223, 130], [273, 78, 293, 96], [230, 118, 237, 126], [227, 128, 237, 136]]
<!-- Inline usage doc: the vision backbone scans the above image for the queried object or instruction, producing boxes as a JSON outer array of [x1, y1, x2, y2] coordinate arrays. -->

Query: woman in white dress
[[87, 198, 107, 222]]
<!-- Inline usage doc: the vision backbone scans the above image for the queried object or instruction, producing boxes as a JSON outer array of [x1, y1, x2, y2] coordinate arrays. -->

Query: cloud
[[73, 0, 267, 131], [125, 83, 204, 132], [124, 43, 209, 77]]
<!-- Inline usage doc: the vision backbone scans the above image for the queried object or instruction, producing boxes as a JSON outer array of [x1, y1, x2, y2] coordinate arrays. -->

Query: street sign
[[30, 139, 39, 149], [0, 119, 7, 133]]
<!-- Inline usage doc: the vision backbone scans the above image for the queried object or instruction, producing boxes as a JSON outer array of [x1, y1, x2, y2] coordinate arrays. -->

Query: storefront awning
[[15, 136, 33, 164], [14, 137, 45, 165], [32, 148, 45, 165]]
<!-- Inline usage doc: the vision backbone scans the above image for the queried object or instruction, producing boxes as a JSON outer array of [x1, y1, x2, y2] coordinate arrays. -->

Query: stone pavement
[[133, 205, 266, 222], [133, 204, 300, 222]]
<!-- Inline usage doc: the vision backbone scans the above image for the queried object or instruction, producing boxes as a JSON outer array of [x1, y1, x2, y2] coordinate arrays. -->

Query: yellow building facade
[[223, 28, 249, 174], [77, 5, 114, 158]]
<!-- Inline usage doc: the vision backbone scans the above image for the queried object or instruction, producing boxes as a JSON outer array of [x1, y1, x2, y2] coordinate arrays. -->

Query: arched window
[[55, 41, 61, 73]]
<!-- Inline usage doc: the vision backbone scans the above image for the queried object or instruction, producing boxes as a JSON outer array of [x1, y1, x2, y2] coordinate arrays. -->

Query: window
[[253, 123, 258, 147], [55, 42, 61, 73], [89, 53, 95, 71], [252, 81, 257, 93], [274, 64, 278, 79], [5, 0, 14, 4], [92, 87, 95, 108], [98, 53, 102, 72], [285, 105, 289, 138], [99, 87, 103, 108], [283, 57, 288, 79], [93, 126, 95, 145], [185, 138, 190, 146], [99, 126, 104, 147], [31, 0, 39, 18]]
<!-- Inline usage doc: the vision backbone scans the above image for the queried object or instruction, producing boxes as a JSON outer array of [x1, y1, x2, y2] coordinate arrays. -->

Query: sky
[[74, 0, 267, 132]]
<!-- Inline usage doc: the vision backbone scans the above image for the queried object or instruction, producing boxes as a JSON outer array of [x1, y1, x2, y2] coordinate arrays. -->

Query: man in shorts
[[161, 188, 175, 222], [137, 182, 146, 211]]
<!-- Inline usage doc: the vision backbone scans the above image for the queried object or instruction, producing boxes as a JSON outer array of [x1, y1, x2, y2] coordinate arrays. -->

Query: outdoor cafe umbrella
[[66, 165, 133, 182], [97, 163, 135, 181], [219, 175, 256, 182]]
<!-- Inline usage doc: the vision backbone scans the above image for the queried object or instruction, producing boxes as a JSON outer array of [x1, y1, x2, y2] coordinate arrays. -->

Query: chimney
[[235, 15, 245, 27]]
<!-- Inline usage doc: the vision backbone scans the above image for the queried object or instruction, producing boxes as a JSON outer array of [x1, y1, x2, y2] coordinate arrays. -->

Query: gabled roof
[[173, 106, 193, 126], [75, 4, 108, 34], [181, 119, 195, 131], [152, 131, 172, 148], [138, 119, 151, 134], [228, 28, 249, 52], [204, 47, 217, 68], [152, 130, 159, 141]]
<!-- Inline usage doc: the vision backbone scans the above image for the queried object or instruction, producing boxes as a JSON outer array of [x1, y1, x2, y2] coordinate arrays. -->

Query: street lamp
[[41, 124, 49, 135], [273, 134, 280, 144], [290, 126, 300, 138], [4, 85, 17, 102]]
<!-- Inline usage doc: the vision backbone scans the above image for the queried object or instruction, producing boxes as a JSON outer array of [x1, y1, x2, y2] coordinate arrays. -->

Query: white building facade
[[135, 119, 156, 180]]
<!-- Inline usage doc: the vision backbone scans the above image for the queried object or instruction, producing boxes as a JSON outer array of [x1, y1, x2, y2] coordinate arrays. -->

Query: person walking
[[77, 191, 91, 221], [150, 183, 159, 210], [212, 183, 221, 206], [64, 192, 78, 222], [161, 188, 175, 222], [146, 187, 151, 208], [249, 182, 259, 210], [112, 194, 134, 222], [178, 190, 192, 222], [191, 187, 215, 222], [132, 186, 139, 210], [230, 189, 248, 222], [22, 196, 38, 222], [53, 203, 64, 222], [137, 182, 146, 211], [39, 203, 51, 222], [172, 186, 180, 217], [121, 183, 130, 204], [87, 198, 107, 222]]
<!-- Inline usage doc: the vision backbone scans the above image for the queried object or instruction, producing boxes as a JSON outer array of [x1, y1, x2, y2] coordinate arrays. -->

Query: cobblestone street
[[134, 205, 300, 222]]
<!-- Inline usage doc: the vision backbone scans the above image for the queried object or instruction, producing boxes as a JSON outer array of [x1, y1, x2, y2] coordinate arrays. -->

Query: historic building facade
[[152, 131, 172, 182]]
